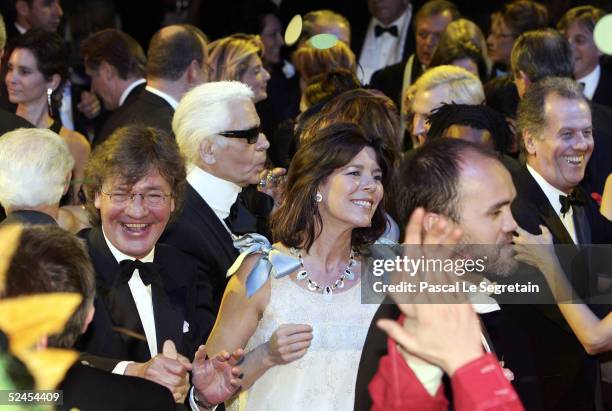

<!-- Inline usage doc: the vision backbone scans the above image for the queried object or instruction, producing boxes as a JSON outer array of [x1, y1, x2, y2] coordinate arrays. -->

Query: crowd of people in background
[[0, 0, 611, 410]]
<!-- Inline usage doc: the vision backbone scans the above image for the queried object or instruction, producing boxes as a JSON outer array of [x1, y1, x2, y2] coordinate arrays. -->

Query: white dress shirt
[[187, 166, 242, 223], [103, 229, 158, 374], [527, 164, 578, 244], [577, 64, 601, 101], [145, 85, 179, 110], [358, 6, 413, 84], [119, 78, 146, 107]]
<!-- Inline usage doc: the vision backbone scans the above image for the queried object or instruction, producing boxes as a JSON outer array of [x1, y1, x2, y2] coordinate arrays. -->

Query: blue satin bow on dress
[[226, 233, 302, 297]]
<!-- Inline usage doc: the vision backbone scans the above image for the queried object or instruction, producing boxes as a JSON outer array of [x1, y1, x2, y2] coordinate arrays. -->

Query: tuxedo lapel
[[151, 260, 183, 354], [85, 228, 151, 361], [185, 184, 238, 262]]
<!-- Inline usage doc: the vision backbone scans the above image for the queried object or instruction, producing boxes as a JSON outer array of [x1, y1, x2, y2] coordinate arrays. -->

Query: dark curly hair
[[8, 28, 69, 116], [271, 122, 395, 251]]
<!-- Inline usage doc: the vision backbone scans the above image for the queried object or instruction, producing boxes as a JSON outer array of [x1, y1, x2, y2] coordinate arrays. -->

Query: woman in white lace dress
[[205, 123, 396, 411]]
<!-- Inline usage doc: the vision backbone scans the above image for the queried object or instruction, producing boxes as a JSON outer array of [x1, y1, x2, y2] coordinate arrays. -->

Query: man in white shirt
[[77, 126, 241, 410], [162, 81, 277, 311], [357, 0, 413, 84]]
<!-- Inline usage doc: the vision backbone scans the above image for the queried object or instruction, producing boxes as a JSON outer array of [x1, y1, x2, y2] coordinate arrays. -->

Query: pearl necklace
[[290, 247, 357, 296]]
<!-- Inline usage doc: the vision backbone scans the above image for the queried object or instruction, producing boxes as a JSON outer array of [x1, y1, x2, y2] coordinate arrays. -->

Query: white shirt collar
[[145, 85, 179, 110], [102, 227, 155, 263], [526, 164, 569, 214], [14, 22, 27, 34], [119, 78, 146, 107], [577, 64, 601, 100], [186, 166, 242, 221]]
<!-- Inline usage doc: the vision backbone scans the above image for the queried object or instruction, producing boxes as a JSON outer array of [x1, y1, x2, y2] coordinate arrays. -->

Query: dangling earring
[[46, 88, 53, 117], [315, 192, 322, 203]]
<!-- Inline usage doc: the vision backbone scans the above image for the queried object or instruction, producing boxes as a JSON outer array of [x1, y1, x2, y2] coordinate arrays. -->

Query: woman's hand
[[265, 323, 313, 366], [513, 225, 559, 282]]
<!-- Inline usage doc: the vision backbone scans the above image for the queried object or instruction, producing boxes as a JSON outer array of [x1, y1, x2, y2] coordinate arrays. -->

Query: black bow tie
[[119, 259, 160, 286], [375, 24, 398, 37], [224, 193, 243, 230], [559, 191, 586, 216]]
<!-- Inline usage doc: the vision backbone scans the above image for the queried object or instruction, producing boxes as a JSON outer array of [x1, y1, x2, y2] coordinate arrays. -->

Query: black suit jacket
[[0, 210, 57, 226], [76, 227, 214, 370], [161, 184, 241, 312], [369, 54, 424, 110], [59, 362, 176, 411], [593, 65, 612, 109], [582, 102, 612, 197], [94, 85, 174, 147], [354, 297, 543, 411], [509, 165, 612, 411]]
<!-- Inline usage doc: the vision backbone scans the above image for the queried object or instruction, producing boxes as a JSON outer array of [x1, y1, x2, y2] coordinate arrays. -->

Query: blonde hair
[[208, 34, 264, 81]]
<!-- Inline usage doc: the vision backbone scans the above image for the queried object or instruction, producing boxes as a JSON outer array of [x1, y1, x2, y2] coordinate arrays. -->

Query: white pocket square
[[183, 321, 190, 333]]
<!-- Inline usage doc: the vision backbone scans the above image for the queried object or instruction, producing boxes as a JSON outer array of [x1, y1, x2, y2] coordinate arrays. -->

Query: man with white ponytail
[[162, 81, 273, 311], [0, 127, 73, 226]]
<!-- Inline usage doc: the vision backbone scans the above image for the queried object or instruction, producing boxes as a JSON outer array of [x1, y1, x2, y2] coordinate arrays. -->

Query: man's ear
[[82, 305, 95, 333], [186, 59, 202, 85], [62, 171, 72, 196], [423, 212, 441, 233], [99, 61, 116, 82], [523, 130, 537, 156], [199, 138, 216, 165]]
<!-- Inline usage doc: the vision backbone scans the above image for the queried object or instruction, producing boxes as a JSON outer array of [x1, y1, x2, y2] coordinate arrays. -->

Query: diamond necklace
[[290, 247, 358, 296]]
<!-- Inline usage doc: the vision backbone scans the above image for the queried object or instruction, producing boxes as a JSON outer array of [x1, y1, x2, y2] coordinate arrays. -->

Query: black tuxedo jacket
[[0, 210, 57, 226], [509, 165, 612, 411], [582, 102, 612, 197], [161, 184, 246, 311], [59, 362, 176, 411], [593, 65, 612, 109], [354, 297, 543, 411], [76, 227, 215, 370], [511, 165, 612, 247], [369, 54, 424, 109], [94, 85, 174, 146]]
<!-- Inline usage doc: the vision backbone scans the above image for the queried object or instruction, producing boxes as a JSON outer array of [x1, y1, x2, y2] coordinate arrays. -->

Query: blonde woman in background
[[208, 34, 271, 103]]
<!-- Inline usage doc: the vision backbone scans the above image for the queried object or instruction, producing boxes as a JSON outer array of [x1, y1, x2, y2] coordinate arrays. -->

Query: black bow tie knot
[[375, 24, 398, 37], [559, 191, 586, 216], [119, 259, 160, 286]]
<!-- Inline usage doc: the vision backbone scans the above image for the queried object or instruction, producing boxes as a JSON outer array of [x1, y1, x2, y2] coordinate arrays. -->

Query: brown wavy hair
[[271, 122, 395, 251]]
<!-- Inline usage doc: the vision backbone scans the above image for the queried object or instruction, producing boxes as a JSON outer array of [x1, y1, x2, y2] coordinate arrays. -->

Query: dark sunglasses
[[218, 126, 261, 144]]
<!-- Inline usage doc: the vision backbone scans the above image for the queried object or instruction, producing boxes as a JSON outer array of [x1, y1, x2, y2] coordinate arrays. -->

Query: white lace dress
[[227, 273, 379, 411]]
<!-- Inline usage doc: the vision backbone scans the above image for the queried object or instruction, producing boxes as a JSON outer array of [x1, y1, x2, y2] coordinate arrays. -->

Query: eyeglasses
[[218, 126, 262, 144], [101, 191, 172, 206]]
